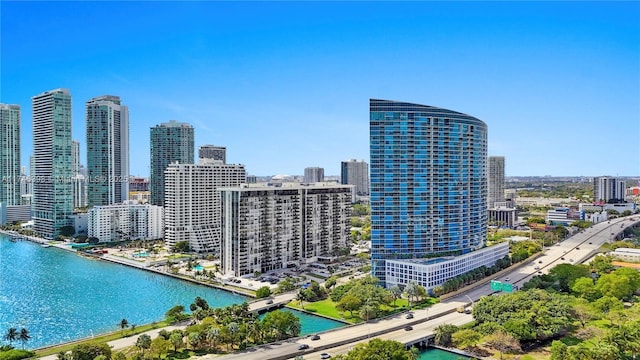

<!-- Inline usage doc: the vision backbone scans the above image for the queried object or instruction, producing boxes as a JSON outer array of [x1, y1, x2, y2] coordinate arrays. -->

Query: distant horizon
[[2, 2, 639, 177]]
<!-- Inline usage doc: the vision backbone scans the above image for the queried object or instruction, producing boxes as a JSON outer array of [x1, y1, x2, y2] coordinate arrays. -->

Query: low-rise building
[[610, 248, 640, 263], [384, 242, 510, 292]]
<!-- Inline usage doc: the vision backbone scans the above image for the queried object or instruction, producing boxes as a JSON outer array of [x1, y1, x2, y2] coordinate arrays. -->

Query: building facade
[[487, 156, 505, 209], [340, 159, 369, 197], [88, 202, 163, 242], [384, 242, 510, 291], [304, 167, 325, 183], [198, 145, 226, 164], [164, 163, 246, 252], [370, 99, 489, 287], [220, 183, 352, 277], [86, 95, 129, 206], [593, 176, 626, 203], [150, 121, 194, 206], [0, 104, 21, 207], [32, 89, 73, 238]]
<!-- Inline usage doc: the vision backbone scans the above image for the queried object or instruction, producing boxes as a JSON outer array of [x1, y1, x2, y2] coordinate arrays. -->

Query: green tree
[[165, 305, 186, 323], [118, 319, 129, 335], [337, 294, 362, 316], [434, 324, 459, 346], [275, 277, 297, 293], [70, 343, 112, 360], [172, 241, 190, 253], [451, 329, 482, 350], [485, 331, 520, 360], [324, 276, 338, 290], [3, 328, 18, 345], [255, 286, 272, 298], [169, 332, 183, 352], [262, 310, 301, 341], [389, 285, 402, 306], [335, 338, 416, 360], [593, 296, 624, 314], [550, 340, 568, 360], [59, 225, 75, 237], [590, 255, 614, 275], [571, 277, 602, 301], [596, 272, 637, 300], [149, 337, 171, 359], [135, 334, 152, 354], [548, 263, 590, 292], [17, 329, 29, 350]]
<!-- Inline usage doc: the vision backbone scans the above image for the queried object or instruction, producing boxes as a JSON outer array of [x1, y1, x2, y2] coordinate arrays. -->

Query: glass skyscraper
[[369, 99, 488, 286], [0, 104, 21, 206], [32, 89, 73, 238], [150, 120, 194, 206], [86, 95, 129, 206]]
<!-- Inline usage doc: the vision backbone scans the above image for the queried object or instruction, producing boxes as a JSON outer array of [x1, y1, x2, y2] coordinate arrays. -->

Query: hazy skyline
[[1, 1, 638, 177]]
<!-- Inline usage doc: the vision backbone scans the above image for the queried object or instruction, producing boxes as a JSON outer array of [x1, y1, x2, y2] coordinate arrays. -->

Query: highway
[[205, 215, 639, 360]]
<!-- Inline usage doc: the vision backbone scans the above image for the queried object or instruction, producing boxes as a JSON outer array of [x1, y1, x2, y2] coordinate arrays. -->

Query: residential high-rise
[[370, 99, 498, 288], [304, 167, 325, 183], [164, 163, 246, 252], [487, 156, 505, 209], [593, 176, 626, 203], [150, 120, 194, 206], [86, 95, 129, 206], [340, 159, 369, 197], [0, 104, 21, 206], [71, 140, 80, 175], [220, 183, 352, 277], [88, 202, 163, 242], [32, 89, 73, 238], [198, 145, 226, 164]]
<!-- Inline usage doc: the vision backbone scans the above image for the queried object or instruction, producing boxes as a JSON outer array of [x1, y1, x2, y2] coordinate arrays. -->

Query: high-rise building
[[88, 202, 163, 242], [340, 159, 369, 197], [198, 145, 226, 164], [71, 140, 80, 175], [370, 99, 502, 288], [32, 89, 73, 238], [164, 163, 246, 252], [304, 167, 325, 183], [0, 104, 21, 206], [86, 95, 129, 206], [150, 120, 194, 206], [593, 176, 627, 203], [487, 156, 505, 209], [220, 183, 352, 277]]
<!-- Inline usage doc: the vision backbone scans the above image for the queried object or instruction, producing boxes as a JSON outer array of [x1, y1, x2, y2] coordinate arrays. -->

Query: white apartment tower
[[88, 202, 163, 242], [488, 156, 505, 209], [594, 176, 626, 203], [220, 183, 352, 277], [86, 95, 129, 206], [164, 163, 246, 253], [340, 159, 369, 197], [32, 89, 73, 238]]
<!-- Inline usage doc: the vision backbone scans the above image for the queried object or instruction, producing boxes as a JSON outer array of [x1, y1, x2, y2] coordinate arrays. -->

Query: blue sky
[[1, 1, 639, 177]]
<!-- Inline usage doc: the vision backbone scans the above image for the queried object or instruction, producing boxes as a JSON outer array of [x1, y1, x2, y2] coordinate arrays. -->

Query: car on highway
[[504, 277, 510, 282], [298, 344, 309, 350], [561, 257, 565, 260], [406, 313, 414, 319], [311, 334, 321, 340], [534, 266, 540, 270], [320, 353, 331, 359], [404, 326, 413, 331], [266, 299, 273, 304]]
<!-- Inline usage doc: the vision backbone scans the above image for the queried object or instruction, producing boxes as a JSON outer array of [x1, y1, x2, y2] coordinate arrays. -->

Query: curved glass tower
[[369, 99, 488, 285]]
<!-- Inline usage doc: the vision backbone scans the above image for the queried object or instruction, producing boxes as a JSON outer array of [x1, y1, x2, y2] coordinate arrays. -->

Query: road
[[210, 215, 639, 360]]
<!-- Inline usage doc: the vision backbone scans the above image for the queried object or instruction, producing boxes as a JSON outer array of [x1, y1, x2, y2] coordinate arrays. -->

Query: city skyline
[[1, 2, 638, 177]]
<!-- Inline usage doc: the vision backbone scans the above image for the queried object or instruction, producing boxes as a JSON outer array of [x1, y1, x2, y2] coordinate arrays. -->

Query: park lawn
[[34, 321, 169, 357], [288, 297, 429, 323]]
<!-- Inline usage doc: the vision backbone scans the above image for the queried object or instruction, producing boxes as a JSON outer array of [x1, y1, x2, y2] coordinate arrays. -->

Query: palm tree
[[118, 318, 129, 335], [18, 328, 29, 349], [3, 328, 18, 345]]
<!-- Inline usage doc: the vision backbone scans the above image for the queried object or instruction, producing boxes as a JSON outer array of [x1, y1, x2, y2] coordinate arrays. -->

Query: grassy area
[[288, 297, 434, 324], [34, 321, 169, 357]]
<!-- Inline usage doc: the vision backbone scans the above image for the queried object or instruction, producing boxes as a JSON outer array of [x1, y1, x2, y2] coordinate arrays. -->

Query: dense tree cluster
[[334, 339, 419, 360]]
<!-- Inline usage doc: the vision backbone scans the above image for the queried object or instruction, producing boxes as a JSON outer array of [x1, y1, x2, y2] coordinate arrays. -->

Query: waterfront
[[419, 347, 472, 359], [4, 235, 347, 349]]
